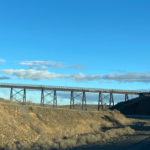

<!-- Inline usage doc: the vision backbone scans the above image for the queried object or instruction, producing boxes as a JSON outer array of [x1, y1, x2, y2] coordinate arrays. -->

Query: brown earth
[[0, 98, 136, 150]]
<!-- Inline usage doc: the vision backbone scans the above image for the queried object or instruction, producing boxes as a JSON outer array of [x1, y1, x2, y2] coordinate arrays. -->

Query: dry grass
[[0, 98, 135, 150]]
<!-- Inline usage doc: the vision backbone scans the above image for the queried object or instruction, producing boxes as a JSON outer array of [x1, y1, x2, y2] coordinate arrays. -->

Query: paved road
[[71, 116, 150, 150]]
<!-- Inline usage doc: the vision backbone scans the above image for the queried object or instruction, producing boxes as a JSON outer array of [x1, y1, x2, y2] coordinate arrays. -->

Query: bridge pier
[[70, 90, 75, 109], [53, 90, 57, 107], [98, 92, 103, 111], [82, 91, 87, 110], [10, 87, 13, 101], [109, 93, 114, 106], [23, 88, 26, 104], [125, 93, 129, 102], [41, 89, 45, 105]]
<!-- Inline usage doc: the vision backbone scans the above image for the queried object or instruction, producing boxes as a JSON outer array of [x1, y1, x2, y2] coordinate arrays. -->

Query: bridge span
[[0, 83, 142, 111]]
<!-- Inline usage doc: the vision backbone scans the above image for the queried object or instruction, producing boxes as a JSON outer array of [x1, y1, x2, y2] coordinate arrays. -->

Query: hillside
[[0, 98, 135, 150], [112, 96, 150, 115]]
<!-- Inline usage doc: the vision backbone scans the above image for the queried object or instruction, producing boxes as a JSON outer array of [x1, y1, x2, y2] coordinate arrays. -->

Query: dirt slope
[[0, 98, 135, 150]]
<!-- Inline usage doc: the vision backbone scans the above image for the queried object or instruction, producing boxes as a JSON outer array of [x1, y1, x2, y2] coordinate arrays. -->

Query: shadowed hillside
[[112, 96, 150, 115]]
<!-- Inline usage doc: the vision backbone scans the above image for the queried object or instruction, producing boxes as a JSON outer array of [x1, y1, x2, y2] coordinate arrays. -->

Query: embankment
[[0, 98, 135, 150]]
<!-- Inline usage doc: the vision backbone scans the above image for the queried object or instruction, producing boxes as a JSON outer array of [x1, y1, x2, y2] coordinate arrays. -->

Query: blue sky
[[0, 0, 150, 95]]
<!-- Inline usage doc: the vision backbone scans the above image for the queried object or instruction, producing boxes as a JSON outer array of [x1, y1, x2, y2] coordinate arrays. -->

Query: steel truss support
[[10, 88, 27, 104], [82, 91, 87, 110], [125, 93, 129, 102], [70, 90, 75, 109], [53, 90, 57, 108], [23, 88, 26, 104], [10, 87, 13, 101], [70, 92, 83, 108], [41, 89, 45, 105], [40, 89, 54, 106], [98, 92, 103, 111], [109, 93, 114, 106]]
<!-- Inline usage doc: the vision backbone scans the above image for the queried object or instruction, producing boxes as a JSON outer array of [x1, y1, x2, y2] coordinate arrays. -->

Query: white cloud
[[0, 59, 6, 63], [71, 73, 101, 81], [101, 72, 150, 82], [71, 72, 150, 83], [20, 61, 65, 70], [2, 68, 150, 83], [3, 69, 70, 80], [20, 61, 87, 70]]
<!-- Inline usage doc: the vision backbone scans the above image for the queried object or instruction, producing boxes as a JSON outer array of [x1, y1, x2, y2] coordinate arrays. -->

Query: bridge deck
[[0, 83, 141, 94]]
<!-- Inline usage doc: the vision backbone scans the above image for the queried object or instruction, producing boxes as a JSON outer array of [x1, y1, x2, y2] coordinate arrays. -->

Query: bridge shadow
[[129, 121, 150, 132], [69, 144, 131, 150], [69, 120, 150, 150]]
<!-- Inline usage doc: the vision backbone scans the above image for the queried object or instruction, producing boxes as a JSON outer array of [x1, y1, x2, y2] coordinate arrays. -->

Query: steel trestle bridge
[[0, 83, 143, 111]]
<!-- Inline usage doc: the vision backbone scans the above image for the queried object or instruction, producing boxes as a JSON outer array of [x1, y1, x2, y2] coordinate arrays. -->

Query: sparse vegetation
[[0, 98, 135, 150]]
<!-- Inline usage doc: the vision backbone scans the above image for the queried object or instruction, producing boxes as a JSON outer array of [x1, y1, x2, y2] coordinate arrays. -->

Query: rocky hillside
[[0, 98, 135, 150]]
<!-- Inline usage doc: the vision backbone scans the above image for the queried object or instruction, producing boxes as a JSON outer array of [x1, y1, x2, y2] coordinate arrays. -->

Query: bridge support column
[[125, 93, 129, 102], [10, 87, 13, 101], [41, 89, 45, 105], [23, 88, 26, 104], [70, 90, 75, 109], [109, 93, 114, 106], [53, 90, 57, 108], [82, 91, 87, 110], [98, 92, 103, 111]]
